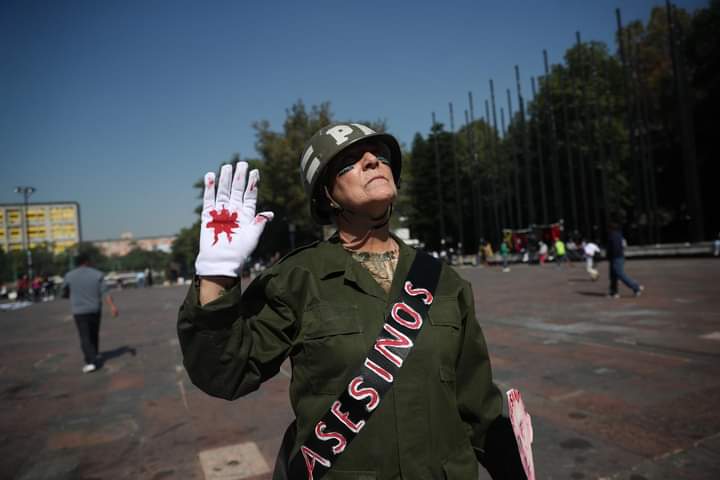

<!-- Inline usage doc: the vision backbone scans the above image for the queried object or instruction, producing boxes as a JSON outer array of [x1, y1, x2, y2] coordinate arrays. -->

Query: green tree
[[75, 242, 110, 270], [406, 119, 496, 252], [0, 248, 23, 282], [171, 222, 200, 278], [685, 0, 719, 238], [112, 248, 169, 272], [251, 101, 333, 256]]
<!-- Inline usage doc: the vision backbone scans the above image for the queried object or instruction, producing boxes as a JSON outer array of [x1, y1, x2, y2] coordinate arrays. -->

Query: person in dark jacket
[[606, 223, 644, 298], [178, 123, 528, 479]]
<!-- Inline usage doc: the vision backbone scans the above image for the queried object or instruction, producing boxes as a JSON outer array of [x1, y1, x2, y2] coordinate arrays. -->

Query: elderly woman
[[178, 123, 526, 479]]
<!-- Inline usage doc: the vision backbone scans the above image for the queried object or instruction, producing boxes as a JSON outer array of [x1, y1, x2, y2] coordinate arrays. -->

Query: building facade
[[0, 202, 81, 254], [92, 233, 175, 257]]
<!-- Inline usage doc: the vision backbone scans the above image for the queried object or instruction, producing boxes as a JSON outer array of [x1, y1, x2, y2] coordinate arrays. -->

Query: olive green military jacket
[[178, 236, 504, 479]]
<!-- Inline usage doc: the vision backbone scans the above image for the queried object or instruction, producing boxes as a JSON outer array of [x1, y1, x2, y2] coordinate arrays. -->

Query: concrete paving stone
[[601, 434, 720, 480], [1, 258, 719, 479], [14, 452, 80, 480], [198, 441, 271, 479]]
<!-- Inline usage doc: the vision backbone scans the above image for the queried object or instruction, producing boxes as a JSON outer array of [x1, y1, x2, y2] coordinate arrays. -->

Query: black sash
[[286, 250, 442, 479]]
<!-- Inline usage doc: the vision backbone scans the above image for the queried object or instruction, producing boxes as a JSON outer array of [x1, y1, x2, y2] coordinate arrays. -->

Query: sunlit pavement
[[1, 258, 719, 479]]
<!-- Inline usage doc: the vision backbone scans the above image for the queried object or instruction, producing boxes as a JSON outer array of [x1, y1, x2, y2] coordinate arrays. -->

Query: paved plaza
[[1, 257, 719, 479]]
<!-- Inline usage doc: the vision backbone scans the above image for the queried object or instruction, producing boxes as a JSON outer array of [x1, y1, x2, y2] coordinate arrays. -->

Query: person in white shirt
[[538, 241, 548, 265], [583, 240, 601, 281]]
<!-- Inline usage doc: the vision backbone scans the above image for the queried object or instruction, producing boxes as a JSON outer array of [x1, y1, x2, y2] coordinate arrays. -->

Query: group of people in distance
[[486, 225, 643, 299], [9, 273, 56, 302]]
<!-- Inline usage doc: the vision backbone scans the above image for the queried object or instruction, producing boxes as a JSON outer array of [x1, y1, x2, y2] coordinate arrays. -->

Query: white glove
[[194, 162, 274, 277]]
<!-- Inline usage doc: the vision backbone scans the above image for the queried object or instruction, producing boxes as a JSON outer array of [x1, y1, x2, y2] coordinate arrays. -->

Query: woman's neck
[[336, 220, 397, 253]]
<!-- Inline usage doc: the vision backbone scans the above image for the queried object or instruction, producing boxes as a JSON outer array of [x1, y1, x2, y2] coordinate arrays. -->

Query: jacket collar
[[317, 231, 417, 302]]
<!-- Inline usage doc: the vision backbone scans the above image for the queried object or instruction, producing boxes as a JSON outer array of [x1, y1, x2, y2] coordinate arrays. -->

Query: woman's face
[[326, 140, 397, 218]]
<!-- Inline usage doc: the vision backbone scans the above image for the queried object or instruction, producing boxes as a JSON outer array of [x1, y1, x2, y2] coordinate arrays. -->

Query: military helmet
[[300, 122, 402, 225]]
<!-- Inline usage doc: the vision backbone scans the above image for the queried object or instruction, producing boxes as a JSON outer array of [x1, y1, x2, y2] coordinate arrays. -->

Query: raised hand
[[194, 162, 274, 277]]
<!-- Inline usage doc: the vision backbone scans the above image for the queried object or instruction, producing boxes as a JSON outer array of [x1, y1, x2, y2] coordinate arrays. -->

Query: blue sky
[[0, 0, 706, 241]]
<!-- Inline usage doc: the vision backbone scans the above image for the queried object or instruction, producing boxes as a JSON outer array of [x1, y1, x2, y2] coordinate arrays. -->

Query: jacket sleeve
[[177, 272, 298, 400], [455, 281, 527, 479]]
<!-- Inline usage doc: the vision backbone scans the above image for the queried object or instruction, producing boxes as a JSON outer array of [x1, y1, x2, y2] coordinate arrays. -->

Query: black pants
[[74, 312, 101, 364]]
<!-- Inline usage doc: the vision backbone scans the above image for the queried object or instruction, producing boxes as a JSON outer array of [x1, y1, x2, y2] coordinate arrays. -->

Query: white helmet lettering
[[352, 123, 375, 135], [325, 125, 354, 145], [301, 145, 314, 171], [306, 158, 321, 185]]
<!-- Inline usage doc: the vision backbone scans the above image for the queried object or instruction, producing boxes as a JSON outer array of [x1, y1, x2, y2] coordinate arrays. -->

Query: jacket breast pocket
[[425, 296, 461, 366], [302, 303, 365, 395]]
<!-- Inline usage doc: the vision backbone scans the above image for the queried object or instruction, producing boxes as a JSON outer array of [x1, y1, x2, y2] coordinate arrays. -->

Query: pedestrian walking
[[178, 122, 528, 479], [554, 237, 568, 267], [16, 274, 29, 301], [538, 241, 548, 265], [481, 239, 494, 266], [606, 223, 644, 298], [31, 274, 43, 301], [144, 267, 153, 287], [582, 239, 601, 281], [136, 270, 146, 288], [63, 252, 119, 373], [500, 240, 511, 272]]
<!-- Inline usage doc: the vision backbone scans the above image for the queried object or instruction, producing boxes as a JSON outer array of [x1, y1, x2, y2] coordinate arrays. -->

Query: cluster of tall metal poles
[[428, 3, 702, 253]]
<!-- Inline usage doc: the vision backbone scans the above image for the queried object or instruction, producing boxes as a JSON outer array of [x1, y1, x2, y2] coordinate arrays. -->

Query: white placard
[[507, 388, 535, 480]]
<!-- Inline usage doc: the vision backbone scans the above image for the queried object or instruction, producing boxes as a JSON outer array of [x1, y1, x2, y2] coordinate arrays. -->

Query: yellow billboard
[[1, 202, 80, 254]]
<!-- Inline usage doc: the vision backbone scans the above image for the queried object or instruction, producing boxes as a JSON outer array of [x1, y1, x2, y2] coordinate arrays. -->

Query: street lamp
[[14, 186, 36, 280]]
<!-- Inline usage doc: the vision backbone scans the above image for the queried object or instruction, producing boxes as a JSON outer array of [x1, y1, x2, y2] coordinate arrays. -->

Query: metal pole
[[468, 92, 486, 243], [485, 100, 501, 244], [24, 192, 32, 280], [465, 107, 480, 248], [589, 44, 608, 238], [531, 76, 549, 224], [559, 71, 579, 233], [666, 0, 704, 241], [602, 55, 615, 239], [500, 106, 516, 229], [507, 89, 523, 227], [635, 55, 660, 244], [543, 49, 563, 223], [625, 32, 652, 243], [449, 101, 464, 253], [616, 8, 643, 237], [431, 112, 447, 247], [489, 79, 508, 229], [14, 186, 35, 281], [628, 39, 654, 243], [516, 65, 536, 225], [575, 32, 592, 238], [584, 42, 602, 239]]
